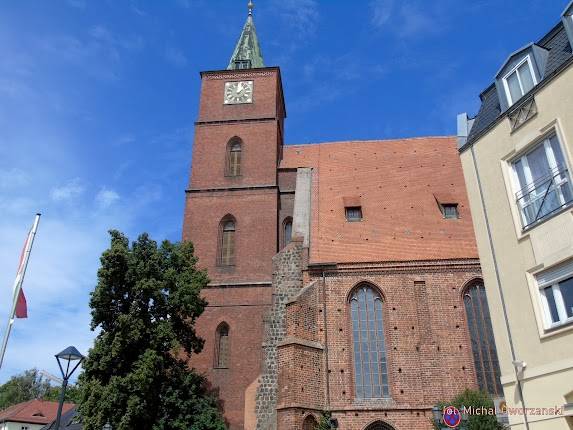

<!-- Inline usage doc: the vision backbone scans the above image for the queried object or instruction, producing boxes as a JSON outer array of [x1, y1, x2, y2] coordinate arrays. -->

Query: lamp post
[[103, 423, 112, 430], [54, 346, 84, 430]]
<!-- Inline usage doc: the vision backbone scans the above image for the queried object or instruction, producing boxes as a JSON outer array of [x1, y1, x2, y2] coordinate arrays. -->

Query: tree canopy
[[433, 389, 507, 430], [78, 231, 226, 430], [0, 369, 80, 410]]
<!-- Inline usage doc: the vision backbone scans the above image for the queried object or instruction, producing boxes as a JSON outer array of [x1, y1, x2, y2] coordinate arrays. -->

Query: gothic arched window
[[218, 216, 236, 266], [463, 280, 502, 396], [282, 217, 293, 248], [302, 415, 318, 430], [365, 421, 396, 430], [226, 137, 242, 177], [350, 284, 389, 399], [214, 322, 230, 368]]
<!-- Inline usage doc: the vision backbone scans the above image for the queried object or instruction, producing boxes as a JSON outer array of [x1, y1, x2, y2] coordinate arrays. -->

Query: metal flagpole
[[0, 213, 41, 371]]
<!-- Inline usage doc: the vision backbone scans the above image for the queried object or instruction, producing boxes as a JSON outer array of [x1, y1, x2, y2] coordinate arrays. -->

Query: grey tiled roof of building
[[40, 408, 82, 430], [466, 21, 573, 145]]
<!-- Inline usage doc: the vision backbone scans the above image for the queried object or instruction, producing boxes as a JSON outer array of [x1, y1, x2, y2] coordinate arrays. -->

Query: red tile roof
[[0, 399, 75, 425], [280, 137, 479, 263]]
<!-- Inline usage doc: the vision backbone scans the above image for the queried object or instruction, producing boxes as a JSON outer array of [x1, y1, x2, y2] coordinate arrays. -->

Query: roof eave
[[460, 54, 573, 152]]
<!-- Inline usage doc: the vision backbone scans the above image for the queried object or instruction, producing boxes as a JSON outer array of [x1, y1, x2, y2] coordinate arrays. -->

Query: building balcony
[[516, 164, 573, 229]]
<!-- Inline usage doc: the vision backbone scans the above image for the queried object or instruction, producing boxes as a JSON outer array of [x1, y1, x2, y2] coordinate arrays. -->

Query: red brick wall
[[276, 260, 482, 430], [183, 188, 278, 284], [198, 68, 283, 123], [183, 67, 286, 430], [278, 408, 434, 430], [189, 121, 280, 189], [191, 285, 272, 430]]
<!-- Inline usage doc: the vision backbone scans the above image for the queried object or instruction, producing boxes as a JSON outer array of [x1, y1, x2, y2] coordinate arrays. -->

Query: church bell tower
[[182, 2, 286, 429]]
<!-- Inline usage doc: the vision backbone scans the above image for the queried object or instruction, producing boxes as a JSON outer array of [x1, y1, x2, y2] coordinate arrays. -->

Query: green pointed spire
[[227, 1, 265, 70]]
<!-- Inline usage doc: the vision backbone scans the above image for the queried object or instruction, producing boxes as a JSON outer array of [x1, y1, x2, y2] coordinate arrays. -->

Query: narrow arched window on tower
[[302, 415, 318, 430], [350, 284, 390, 399], [282, 217, 293, 248], [218, 217, 236, 266], [226, 138, 242, 177], [463, 280, 503, 397], [214, 322, 230, 368]]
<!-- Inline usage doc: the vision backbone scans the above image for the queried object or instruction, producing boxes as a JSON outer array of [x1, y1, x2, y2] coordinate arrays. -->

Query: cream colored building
[[0, 422, 44, 430], [458, 3, 573, 429]]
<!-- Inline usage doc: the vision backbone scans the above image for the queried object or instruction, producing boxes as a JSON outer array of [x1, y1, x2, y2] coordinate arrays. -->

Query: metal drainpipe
[[470, 144, 530, 430], [322, 269, 331, 410]]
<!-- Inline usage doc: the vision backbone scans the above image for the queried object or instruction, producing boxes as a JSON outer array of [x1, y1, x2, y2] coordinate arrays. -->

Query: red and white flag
[[13, 230, 32, 318], [0, 214, 40, 370], [10, 214, 40, 319]]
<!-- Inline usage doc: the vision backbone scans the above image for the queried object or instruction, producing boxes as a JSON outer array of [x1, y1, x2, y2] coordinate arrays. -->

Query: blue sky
[[0, 0, 566, 382]]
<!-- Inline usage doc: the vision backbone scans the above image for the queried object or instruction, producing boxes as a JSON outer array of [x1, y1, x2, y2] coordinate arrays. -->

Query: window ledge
[[541, 319, 573, 339], [350, 398, 395, 409], [215, 264, 236, 272]]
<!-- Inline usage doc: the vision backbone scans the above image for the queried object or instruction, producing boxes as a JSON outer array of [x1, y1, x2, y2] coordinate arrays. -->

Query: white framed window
[[511, 133, 573, 228], [502, 55, 537, 106], [536, 261, 573, 329]]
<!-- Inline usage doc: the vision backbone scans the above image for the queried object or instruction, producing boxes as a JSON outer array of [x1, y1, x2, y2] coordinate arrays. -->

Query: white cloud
[[165, 46, 188, 68], [95, 188, 120, 208], [176, 0, 191, 9], [50, 178, 85, 202], [0, 168, 30, 189], [370, 0, 394, 29], [0, 12, 184, 384], [272, 0, 319, 38], [66, 0, 86, 9], [369, 0, 446, 39]]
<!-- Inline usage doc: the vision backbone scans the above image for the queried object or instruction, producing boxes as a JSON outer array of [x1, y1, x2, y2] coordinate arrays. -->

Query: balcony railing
[[516, 164, 573, 228]]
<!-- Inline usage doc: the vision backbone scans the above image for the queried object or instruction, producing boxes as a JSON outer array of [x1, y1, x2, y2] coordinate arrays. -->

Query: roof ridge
[[285, 136, 456, 147]]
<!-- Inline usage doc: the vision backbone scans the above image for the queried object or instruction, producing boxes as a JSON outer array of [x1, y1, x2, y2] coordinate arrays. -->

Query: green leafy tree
[[43, 384, 82, 404], [316, 411, 332, 430], [78, 231, 226, 430], [433, 389, 507, 430], [0, 369, 80, 410]]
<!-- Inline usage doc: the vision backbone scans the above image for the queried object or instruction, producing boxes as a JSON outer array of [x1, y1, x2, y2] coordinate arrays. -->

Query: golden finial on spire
[[248, 0, 254, 16]]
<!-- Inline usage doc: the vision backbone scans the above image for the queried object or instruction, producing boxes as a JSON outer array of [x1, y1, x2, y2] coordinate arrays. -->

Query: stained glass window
[[283, 217, 292, 248], [365, 421, 395, 430], [350, 284, 389, 399], [219, 218, 236, 266], [463, 281, 502, 396], [214, 323, 230, 368], [227, 138, 242, 177], [302, 415, 318, 430]]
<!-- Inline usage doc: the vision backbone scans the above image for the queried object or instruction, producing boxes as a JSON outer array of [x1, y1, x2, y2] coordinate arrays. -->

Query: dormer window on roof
[[441, 204, 459, 219], [234, 60, 252, 69], [343, 196, 363, 222], [502, 55, 537, 106], [433, 193, 459, 219], [345, 206, 363, 222]]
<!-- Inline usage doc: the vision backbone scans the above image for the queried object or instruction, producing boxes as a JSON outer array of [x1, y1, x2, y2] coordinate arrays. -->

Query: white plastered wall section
[[292, 167, 312, 248], [460, 62, 573, 429]]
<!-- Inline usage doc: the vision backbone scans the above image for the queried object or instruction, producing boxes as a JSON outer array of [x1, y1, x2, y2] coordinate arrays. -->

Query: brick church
[[182, 3, 501, 429]]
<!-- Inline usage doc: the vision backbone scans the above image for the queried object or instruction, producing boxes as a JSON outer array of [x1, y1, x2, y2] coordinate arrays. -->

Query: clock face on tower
[[224, 80, 253, 104]]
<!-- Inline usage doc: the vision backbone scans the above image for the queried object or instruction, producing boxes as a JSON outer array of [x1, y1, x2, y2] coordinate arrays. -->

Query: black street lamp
[[102, 423, 112, 430], [54, 346, 84, 430]]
